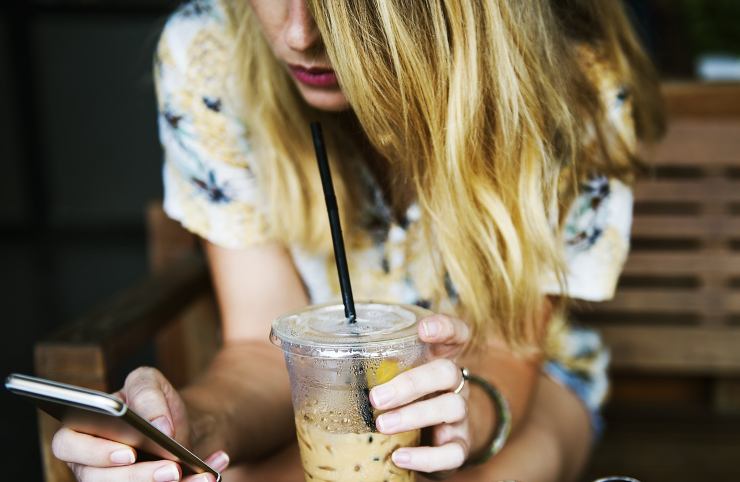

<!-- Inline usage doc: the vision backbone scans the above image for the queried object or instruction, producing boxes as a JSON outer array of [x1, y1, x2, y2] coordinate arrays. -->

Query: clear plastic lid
[[270, 302, 430, 358]]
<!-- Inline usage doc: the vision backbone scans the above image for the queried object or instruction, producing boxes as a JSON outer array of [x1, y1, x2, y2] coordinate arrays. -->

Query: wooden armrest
[[34, 253, 210, 390]]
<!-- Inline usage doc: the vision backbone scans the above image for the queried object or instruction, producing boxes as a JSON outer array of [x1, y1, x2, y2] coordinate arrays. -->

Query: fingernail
[[153, 463, 180, 482], [422, 319, 440, 337], [151, 416, 174, 437], [370, 384, 396, 407], [377, 412, 401, 432], [109, 448, 135, 465], [392, 449, 411, 466], [192, 475, 214, 482], [206, 451, 230, 472]]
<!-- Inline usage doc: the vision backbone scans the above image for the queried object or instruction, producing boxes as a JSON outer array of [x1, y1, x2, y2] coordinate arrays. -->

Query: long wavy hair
[[224, 0, 664, 349]]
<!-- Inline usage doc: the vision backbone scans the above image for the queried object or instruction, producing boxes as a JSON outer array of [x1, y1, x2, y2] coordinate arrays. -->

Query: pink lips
[[289, 65, 339, 88]]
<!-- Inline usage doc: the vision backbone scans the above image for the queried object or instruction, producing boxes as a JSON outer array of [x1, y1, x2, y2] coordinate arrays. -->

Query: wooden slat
[[38, 413, 75, 482], [147, 202, 197, 273], [647, 120, 740, 166], [631, 216, 740, 238], [714, 379, 740, 413], [634, 180, 740, 202], [622, 253, 740, 276], [156, 294, 220, 389], [609, 375, 709, 405], [663, 82, 740, 118], [728, 292, 740, 312], [598, 289, 706, 312], [34, 345, 107, 391], [34, 345, 105, 482], [602, 326, 740, 373]]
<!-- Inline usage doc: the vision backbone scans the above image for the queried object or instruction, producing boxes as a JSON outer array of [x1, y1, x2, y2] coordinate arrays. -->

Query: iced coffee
[[271, 303, 429, 482], [295, 411, 419, 481]]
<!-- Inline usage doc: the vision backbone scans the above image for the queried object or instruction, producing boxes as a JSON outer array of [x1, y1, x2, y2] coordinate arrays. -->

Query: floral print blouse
[[155, 0, 637, 432]]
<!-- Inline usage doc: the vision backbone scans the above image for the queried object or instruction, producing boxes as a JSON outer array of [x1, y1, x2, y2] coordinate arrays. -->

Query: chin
[[299, 86, 351, 112]]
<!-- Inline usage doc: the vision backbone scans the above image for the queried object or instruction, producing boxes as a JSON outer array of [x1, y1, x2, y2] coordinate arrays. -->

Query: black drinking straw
[[311, 121, 375, 431], [310, 121, 357, 323]]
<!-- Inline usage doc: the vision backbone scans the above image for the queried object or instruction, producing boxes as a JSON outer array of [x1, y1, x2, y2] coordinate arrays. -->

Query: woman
[[51, 0, 664, 481]]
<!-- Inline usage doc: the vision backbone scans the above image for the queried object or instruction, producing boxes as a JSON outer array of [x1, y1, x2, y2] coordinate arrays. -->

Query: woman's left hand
[[369, 314, 472, 476]]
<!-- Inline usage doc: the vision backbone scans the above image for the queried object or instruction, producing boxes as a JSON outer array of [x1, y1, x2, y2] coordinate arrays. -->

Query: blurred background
[[1, 0, 739, 481], [0, 1, 176, 479]]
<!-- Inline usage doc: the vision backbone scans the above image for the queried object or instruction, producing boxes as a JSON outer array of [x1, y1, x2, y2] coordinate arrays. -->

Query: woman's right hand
[[51, 367, 230, 482]]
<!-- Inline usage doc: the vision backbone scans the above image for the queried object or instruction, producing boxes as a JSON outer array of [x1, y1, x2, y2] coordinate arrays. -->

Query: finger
[[123, 367, 174, 437], [418, 314, 470, 346], [70, 460, 182, 482], [376, 392, 467, 434], [391, 440, 469, 473], [370, 358, 462, 409], [181, 450, 230, 482], [183, 474, 217, 482], [52, 427, 136, 467], [204, 450, 230, 472], [433, 417, 471, 449]]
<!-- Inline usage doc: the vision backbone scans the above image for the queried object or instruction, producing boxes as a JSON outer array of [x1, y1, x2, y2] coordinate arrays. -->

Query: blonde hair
[[225, 0, 664, 350]]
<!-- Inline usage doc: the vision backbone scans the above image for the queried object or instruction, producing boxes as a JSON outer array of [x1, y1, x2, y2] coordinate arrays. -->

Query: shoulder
[[155, 0, 250, 166], [158, 0, 231, 53], [156, 0, 236, 92]]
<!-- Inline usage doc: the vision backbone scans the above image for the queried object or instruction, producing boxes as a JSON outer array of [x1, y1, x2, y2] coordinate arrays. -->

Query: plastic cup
[[270, 302, 431, 482]]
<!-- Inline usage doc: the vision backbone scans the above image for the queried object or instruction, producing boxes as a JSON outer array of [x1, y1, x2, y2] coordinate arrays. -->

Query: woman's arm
[[181, 240, 309, 461], [452, 297, 592, 482], [461, 342, 540, 456], [449, 373, 592, 482], [461, 297, 553, 455]]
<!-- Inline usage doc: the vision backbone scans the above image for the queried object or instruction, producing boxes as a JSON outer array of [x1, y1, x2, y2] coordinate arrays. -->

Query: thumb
[[122, 367, 175, 437], [419, 314, 470, 358]]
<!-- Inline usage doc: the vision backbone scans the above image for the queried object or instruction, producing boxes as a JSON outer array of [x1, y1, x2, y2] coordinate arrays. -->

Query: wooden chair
[[579, 82, 740, 481], [588, 82, 740, 396], [33, 82, 740, 482], [34, 206, 220, 482]]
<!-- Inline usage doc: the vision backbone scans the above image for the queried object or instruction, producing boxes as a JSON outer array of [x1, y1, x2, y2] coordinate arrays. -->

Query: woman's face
[[248, 0, 350, 112]]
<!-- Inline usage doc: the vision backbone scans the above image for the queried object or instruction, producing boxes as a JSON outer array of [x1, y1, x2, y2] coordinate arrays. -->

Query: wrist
[[468, 376, 497, 455], [464, 372, 512, 466], [181, 386, 229, 456]]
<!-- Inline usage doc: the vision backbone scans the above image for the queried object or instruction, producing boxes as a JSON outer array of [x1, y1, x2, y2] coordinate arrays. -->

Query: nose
[[284, 0, 320, 53]]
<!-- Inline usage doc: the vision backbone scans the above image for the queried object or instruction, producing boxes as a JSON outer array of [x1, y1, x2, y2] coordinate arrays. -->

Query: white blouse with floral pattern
[[155, 0, 638, 433]]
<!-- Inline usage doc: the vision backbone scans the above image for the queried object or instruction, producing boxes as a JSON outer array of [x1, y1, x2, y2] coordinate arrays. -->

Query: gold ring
[[452, 367, 469, 394]]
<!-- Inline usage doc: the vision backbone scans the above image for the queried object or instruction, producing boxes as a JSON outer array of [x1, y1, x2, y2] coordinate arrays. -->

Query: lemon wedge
[[367, 359, 399, 387]]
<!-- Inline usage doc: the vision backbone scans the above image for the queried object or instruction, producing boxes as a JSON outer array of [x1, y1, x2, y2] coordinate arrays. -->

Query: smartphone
[[5, 373, 220, 481]]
